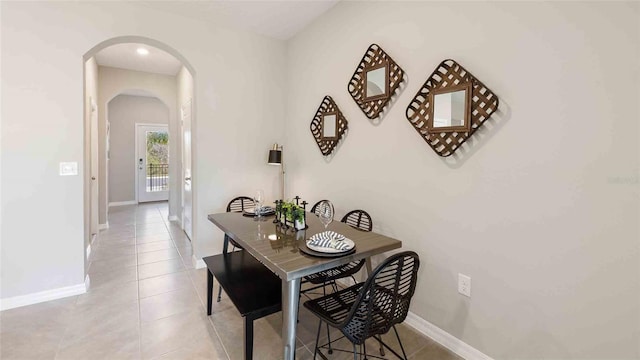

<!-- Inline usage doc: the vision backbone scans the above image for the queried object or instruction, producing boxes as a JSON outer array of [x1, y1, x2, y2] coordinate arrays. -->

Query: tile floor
[[1, 202, 461, 360]]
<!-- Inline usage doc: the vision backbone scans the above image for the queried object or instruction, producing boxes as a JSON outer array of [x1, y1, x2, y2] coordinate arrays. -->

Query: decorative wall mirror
[[310, 96, 348, 156], [348, 44, 405, 120], [406, 59, 499, 157], [321, 112, 338, 140], [429, 83, 472, 133], [364, 62, 389, 101]]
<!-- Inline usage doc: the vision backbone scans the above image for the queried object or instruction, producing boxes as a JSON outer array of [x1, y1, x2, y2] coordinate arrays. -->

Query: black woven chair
[[304, 251, 420, 360], [341, 209, 373, 232], [310, 200, 330, 216], [303, 209, 373, 290], [217, 196, 254, 302]]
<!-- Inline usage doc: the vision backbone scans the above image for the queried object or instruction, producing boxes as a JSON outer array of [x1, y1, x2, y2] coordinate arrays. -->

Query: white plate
[[306, 238, 355, 254]]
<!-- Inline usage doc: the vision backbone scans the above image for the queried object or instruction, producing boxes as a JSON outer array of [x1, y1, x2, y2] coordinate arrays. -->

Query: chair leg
[[323, 284, 333, 354], [217, 285, 223, 302], [363, 341, 368, 360], [353, 343, 357, 360], [393, 325, 409, 360], [313, 319, 322, 360]]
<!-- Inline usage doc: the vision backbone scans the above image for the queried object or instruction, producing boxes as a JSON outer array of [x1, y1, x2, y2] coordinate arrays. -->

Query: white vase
[[295, 219, 305, 230]]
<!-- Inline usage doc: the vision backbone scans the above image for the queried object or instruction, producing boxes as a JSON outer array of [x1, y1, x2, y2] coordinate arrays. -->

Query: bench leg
[[207, 269, 213, 316], [243, 316, 254, 360]]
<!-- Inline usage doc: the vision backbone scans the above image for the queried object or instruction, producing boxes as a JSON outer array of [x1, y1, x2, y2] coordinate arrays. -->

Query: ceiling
[[95, 43, 183, 75], [136, 0, 339, 40], [95, 1, 338, 75]]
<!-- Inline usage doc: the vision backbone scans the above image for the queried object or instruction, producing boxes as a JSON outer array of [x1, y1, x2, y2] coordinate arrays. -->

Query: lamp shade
[[268, 149, 282, 165]]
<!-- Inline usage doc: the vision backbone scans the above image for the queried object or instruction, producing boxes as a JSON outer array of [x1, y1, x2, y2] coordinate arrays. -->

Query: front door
[[136, 124, 169, 203], [181, 101, 193, 240]]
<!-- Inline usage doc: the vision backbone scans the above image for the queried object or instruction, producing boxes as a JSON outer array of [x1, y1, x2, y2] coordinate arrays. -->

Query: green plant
[[280, 201, 304, 222]]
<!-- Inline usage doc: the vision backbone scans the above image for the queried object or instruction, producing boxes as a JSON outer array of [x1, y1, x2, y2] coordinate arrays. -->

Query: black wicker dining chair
[[310, 200, 330, 216], [304, 251, 420, 360], [341, 209, 373, 232], [217, 196, 254, 302]]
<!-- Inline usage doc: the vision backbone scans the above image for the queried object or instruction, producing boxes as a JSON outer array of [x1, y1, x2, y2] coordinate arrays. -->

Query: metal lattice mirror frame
[[406, 59, 499, 157]]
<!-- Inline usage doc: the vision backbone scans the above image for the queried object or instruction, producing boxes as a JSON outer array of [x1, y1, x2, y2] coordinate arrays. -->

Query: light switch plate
[[458, 273, 471, 297], [60, 162, 78, 176]]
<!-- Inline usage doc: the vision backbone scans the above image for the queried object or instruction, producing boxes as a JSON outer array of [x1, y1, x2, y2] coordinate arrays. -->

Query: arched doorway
[[83, 36, 196, 276]]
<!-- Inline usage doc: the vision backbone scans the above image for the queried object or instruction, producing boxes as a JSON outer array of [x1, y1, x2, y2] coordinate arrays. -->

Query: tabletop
[[207, 212, 402, 281]]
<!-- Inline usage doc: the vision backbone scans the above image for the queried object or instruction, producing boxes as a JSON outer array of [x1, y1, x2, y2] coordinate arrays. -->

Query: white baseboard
[[0, 282, 87, 311], [98, 222, 109, 230], [192, 254, 206, 269], [109, 200, 136, 207], [85, 274, 91, 290], [404, 312, 493, 360], [168, 215, 179, 222]]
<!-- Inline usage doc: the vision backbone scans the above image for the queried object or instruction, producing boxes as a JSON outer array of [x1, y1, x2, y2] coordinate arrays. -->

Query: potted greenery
[[278, 200, 306, 230]]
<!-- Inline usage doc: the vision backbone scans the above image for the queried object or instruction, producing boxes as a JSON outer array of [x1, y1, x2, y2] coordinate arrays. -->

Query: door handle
[[91, 176, 96, 180], [185, 177, 191, 181]]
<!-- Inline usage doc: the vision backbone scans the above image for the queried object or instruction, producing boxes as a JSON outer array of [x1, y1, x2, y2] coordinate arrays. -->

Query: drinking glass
[[317, 200, 334, 230], [254, 190, 264, 221]]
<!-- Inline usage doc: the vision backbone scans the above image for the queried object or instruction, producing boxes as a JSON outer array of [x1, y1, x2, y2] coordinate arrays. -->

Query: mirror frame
[[348, 44, 405, 120], [427, 82, 472, 134], [310, 96, 349, 157], [321, 112, 339, 140], [405, 59, 500, 157], [363, 62, 389, 101]]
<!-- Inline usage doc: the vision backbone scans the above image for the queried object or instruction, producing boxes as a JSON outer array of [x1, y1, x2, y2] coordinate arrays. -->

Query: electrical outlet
[[59, 162, 78, 176], [458, 273, 471, 297]]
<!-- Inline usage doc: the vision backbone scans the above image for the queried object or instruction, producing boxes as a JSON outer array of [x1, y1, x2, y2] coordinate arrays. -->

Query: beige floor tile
[[367, 323, 431, 358], [90, 245, 137, 260], [60, 300, 139, 347], [140, 310, 216, 359], [89, 265, 138, 289], [93, 237, 136, 248], [78, 280, 139, 307], [138, 258, 185, 280], [136, 226, 169, 236], [139, 287, 202, 323], [152, 333, 228, 360], [137, 241, 175, 254], [137, 248, 181, 265], [139, 271, 194, 299], [88, 254, 137, 274], [136, 234, 173, 244], [56, 323, 141, 360]]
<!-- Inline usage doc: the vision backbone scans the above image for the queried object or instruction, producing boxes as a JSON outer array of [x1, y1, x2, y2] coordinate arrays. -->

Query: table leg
[[207, 269, 213, 316], [282, 278, 301, 360]]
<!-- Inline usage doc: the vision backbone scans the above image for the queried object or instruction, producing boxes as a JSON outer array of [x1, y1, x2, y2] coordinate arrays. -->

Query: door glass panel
[[146, 131, 169, 192]]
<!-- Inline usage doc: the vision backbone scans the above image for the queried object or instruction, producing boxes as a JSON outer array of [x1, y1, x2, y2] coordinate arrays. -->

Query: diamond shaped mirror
[[310, 96, 348, 156]]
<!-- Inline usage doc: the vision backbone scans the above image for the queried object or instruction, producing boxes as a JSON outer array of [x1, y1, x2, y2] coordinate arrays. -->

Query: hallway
[[1, 202, 458, 359]]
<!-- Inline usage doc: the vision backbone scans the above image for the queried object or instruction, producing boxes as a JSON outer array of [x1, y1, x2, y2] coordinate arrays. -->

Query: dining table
[[207, 211, 402, 360]]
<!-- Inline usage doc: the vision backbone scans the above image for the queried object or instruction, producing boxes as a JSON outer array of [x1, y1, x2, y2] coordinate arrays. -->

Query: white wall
[[286, 2, 639, 359], [98, 66, 177, 221], [108, 94, 169, 203], [0, 1, 285, 300]]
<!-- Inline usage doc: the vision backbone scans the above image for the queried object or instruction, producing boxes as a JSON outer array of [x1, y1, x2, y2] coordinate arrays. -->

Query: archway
[[83, 36, 196, 276]]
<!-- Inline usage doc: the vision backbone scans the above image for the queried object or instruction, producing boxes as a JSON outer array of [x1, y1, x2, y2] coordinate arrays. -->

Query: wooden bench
[[203, 251, 282, 360]]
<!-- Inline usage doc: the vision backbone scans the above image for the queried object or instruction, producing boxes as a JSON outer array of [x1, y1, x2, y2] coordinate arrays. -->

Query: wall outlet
[[458, 273, 471, 297]]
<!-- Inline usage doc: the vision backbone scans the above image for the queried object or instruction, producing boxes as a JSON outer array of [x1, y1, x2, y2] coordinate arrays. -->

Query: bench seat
[[203, 251, 282, 359]]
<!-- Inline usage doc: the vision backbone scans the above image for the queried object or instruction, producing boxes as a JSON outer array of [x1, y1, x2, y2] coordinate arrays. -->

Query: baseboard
[[0, 282, 87, 311], [98, 222, 109, 230], [86, 243, 92, 260], [168, 215, 179, 222], [109, 200, 136, 207], [85, 274, 91, 290], [192, 254, 206, 269], [404, 312, 493, 360]]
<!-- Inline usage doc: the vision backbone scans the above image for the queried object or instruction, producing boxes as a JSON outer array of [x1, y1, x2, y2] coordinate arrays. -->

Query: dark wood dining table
[[207, 211, 402, 360]]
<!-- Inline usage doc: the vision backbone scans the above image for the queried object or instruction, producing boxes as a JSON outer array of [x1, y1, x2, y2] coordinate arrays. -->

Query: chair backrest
[[310, 200, 330, 216], [227, 196, 255, 213], [342, 251, 420, 345], [340, 210, 372, 232]]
